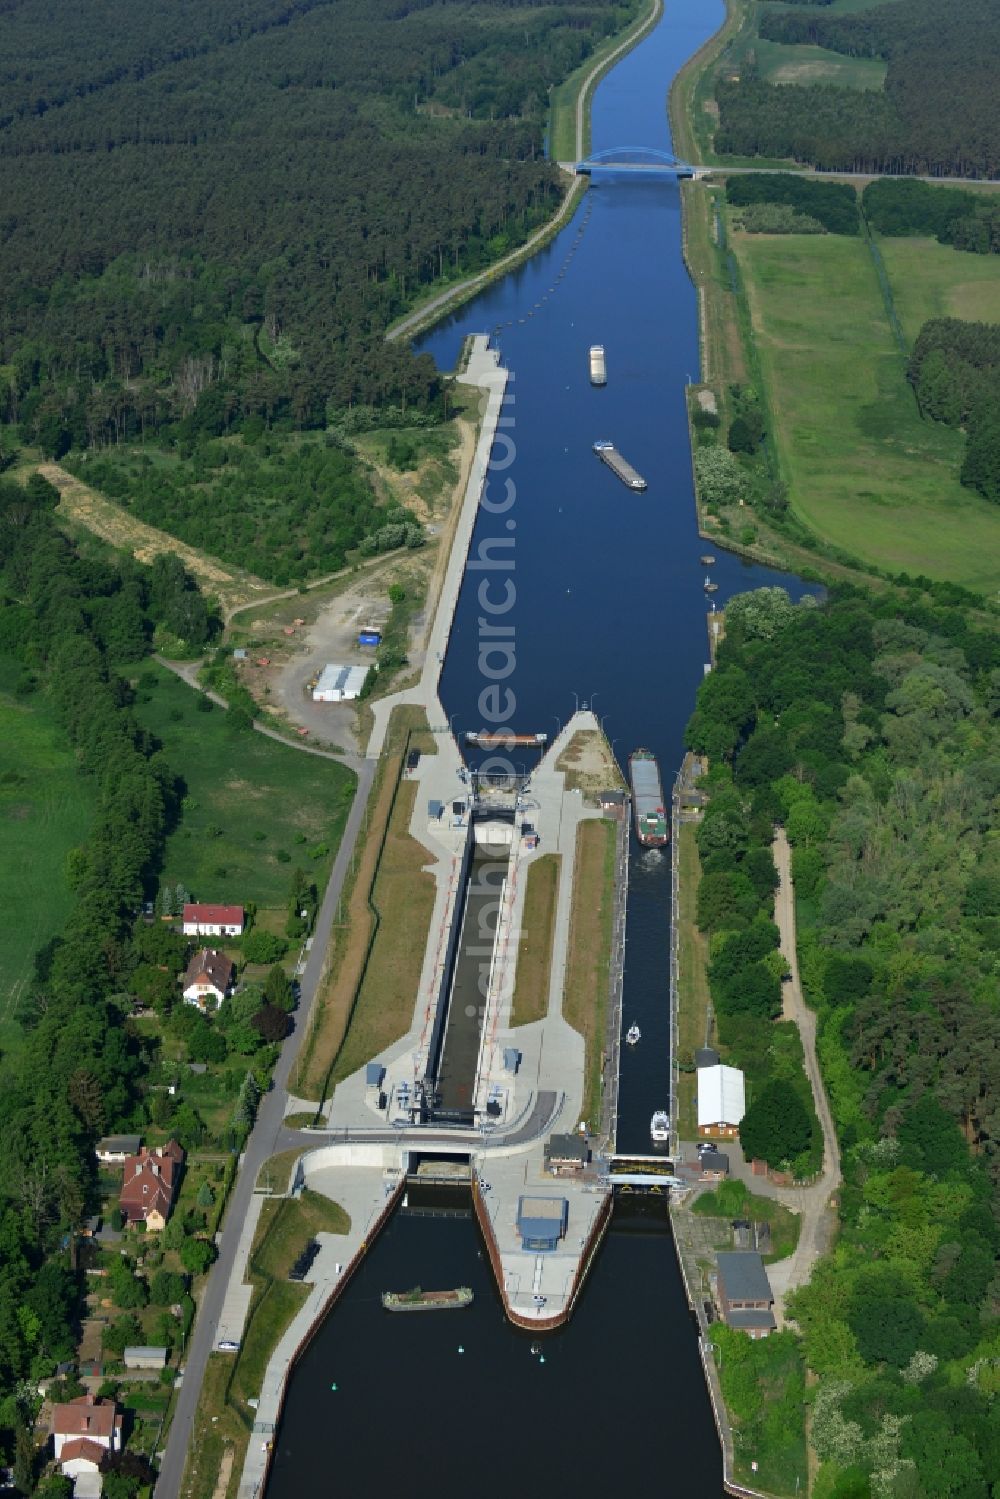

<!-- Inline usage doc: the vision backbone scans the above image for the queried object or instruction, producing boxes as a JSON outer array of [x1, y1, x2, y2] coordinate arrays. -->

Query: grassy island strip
[[511, 855, 562, 1028], [181, 1189, 350, 1499], [292, 706, 437, 1104], [562, 819, 617, 1129]]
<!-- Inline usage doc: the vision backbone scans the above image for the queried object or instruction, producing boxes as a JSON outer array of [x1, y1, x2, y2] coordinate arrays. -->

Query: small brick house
[[119, 1140, 185, 1230], [182, 948, 235, 1009], [716, 1251, 776, 1340], [182, 903, 244, 938]]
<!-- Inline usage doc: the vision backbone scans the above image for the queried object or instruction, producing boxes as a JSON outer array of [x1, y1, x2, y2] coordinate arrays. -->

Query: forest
[[0, 0, 639, 456], [909, 319, 1000, 504], [686, 584, 1000, 1498], [715, 0, 1000, 177], [863, 179, 1000, 253], [70, 434, 423, 584], [726, 174, 859, 235]]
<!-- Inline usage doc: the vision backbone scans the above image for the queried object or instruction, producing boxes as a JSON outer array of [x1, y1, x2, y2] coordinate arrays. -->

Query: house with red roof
[[51, 1394, 123, 1464], [182, 948, 235, 1010], [119, 1140, 185, 1231], [182, 902, 244, 938]]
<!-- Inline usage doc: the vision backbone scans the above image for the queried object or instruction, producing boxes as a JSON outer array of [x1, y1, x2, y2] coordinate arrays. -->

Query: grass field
[[692, 1180, 800, 1264], [0, 667, 96, 1054], [753, 38, 886, 91], [130, 661, 356, 909], [329, 777, 435, 1085], [231, 1190, 349, 1406], [875, 235, 1000, 342], [511, 855, 561, 1027], [562, 818, 616, 1130], [733, 229, 1000, 592], [292, 706, 435, 1100], [676, 823, 713, 1140]]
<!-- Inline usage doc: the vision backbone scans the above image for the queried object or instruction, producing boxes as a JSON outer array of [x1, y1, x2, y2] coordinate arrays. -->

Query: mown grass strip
[[511, 855, 561, 1027], [676, 822, 713, 1141], [562, 819, 616, 1129], [291, 705, 436, 1101]]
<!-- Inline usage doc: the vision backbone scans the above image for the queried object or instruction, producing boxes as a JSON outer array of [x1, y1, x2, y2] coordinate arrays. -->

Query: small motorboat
[[626, 1023, 641, 1046], [650, 1110, 670, 1145]]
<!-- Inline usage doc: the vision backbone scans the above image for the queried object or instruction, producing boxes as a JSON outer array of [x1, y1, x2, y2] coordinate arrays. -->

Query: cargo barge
[[465, 731, 548, 747], [593, 440, 646, 491], [629, 748, 668, 846], [382, 1287, 473, 1311], [589, 344, 607, 386]]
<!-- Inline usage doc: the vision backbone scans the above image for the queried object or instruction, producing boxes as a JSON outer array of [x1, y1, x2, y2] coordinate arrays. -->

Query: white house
[[182, 903, 244, 938], [697, 1063, 746, 1138], [312, 663, 368, 702], [182, 948, 235, 1009]]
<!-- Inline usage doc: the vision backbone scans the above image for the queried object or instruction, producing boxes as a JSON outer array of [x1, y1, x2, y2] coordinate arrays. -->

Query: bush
[[242, 930, 289, 965], [180, 1237, 216, 1276]]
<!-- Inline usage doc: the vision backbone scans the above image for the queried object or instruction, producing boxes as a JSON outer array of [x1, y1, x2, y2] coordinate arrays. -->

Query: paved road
[[153, 755, 376, 1499]]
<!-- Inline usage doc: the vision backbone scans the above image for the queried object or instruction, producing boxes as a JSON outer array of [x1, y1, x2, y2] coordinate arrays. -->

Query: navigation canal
[[267, 4, 811, 1493]]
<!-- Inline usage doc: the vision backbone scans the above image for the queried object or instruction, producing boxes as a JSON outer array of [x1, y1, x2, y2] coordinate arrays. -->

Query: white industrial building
[[697, 1063, 746, 1138], [312, 663, 369, 702]]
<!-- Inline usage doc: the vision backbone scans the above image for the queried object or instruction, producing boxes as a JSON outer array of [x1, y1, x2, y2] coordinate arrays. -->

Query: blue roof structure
[[516, 1196, 567, 1252]]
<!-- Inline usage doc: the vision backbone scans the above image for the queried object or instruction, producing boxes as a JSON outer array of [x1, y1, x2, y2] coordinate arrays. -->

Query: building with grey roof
[[716, 1251, 775, 1340]]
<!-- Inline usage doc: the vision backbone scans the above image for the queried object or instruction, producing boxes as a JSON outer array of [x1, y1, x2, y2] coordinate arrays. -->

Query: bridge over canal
[[568, 145, 699, 177]]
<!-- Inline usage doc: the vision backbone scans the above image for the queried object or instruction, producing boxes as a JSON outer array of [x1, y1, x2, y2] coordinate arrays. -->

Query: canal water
[[268, 3, 811, 1492]]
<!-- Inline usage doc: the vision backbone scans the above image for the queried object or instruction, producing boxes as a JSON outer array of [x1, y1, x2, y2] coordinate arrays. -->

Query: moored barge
[[382, 1287, 474, 1311], [589, 344, 607, 385], [629, 748, 668, 846]]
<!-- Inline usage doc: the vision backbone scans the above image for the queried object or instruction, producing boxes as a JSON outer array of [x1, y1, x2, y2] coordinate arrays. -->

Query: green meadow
[[753, 39, 886, 91], [0, 664, 96, 1053], [874, 234, 1000, 342], [129, 663, 357, 911], [733, 230, 1000, 593]]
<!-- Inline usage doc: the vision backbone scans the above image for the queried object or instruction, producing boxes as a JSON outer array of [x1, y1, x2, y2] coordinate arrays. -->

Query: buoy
[[330, 1383, 338, 1391], [540, 1355, 546, 1364]]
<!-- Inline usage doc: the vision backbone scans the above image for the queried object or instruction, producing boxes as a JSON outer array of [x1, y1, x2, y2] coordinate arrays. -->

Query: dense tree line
[[69, 434, 420, 584], [863, 178, 1000, 253], [691, 589, 822, 1177], [716, 0, 1000, 177], [909, 318, 1000, 503], [686, 584, 1000, 1497], [0, 477, 224, 1467], [726, 173, 859, 234], [0, 0, 638, 459]]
